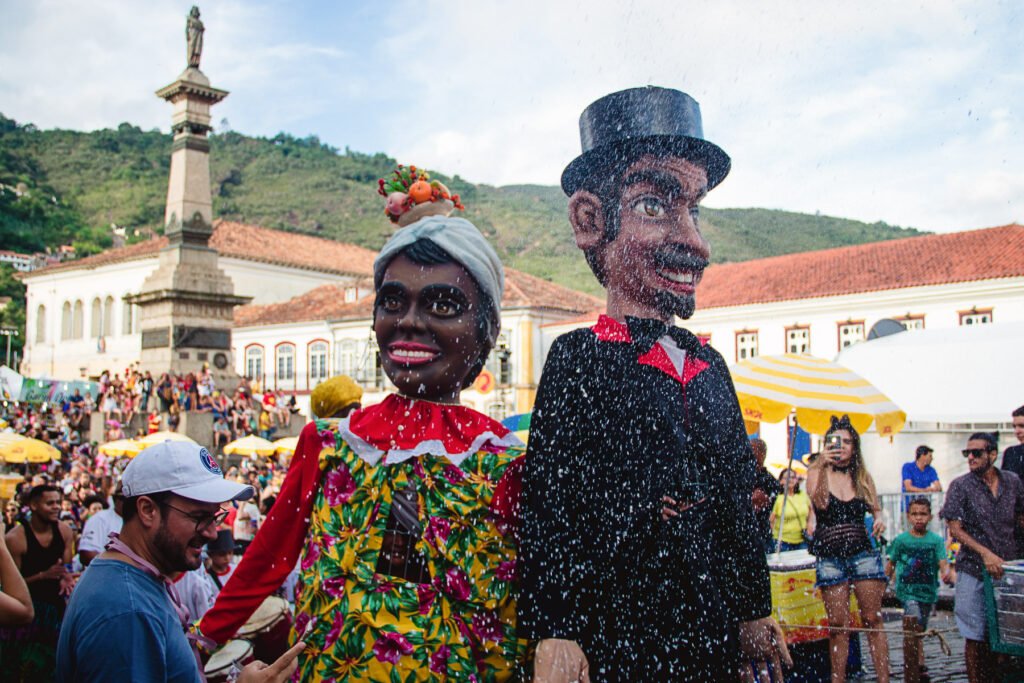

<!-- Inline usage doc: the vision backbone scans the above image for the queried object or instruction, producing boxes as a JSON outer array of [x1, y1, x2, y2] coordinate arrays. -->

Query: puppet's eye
[[380, 295, 402, 313], [428, 299, 461, 317], [632, 196, 665, 218]]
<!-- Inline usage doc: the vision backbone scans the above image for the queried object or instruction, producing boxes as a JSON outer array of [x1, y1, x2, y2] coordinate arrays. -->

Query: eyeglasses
[[962, 448, 992, 458], [162, 503, 229, 534]]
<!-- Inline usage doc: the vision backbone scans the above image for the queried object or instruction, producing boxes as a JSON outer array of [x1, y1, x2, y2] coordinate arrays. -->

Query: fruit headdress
[[378, 164, 465, 227]]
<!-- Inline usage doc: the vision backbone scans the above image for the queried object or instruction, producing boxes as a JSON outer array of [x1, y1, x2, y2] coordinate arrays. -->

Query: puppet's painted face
[[600, 155, 710, 321], [375, 254, 485, 404]]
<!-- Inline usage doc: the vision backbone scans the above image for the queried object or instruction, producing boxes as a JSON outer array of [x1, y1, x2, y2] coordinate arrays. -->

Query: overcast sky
[[1, 0, 1020, 233]]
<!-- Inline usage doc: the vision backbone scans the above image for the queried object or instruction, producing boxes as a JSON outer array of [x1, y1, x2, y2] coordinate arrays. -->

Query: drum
[[205, 640, 254, 683], [767, 549, 861, 644], [237, 595, 293, 664]]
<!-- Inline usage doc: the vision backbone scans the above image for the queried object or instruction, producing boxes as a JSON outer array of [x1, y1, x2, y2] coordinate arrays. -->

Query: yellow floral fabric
[[292, 419, 525, 681]]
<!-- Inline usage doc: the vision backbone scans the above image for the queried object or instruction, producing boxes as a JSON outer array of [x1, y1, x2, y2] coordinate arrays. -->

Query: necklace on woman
[[831, 463, 853, 474]]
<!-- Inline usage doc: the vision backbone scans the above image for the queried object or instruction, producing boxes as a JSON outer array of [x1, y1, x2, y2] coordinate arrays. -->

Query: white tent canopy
[[837, 321, 1024, 424]]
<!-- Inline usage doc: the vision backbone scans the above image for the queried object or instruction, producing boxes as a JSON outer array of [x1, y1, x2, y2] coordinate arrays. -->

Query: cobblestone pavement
[[859, 608, 965, 682]]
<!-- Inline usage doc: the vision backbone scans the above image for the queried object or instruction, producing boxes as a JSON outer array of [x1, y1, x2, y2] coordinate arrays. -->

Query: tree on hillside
[[0, 265, 25, 368]]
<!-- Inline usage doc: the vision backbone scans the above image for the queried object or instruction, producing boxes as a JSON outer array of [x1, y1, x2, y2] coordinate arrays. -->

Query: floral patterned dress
[[295, 419, 523, 681], [199, 394, 525, 682]]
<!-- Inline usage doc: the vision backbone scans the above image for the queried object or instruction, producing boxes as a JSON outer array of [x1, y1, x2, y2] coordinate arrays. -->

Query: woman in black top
[[807, 415, 890, 683]]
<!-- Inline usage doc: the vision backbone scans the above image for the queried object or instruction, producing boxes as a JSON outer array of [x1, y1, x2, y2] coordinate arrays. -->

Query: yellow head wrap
[[310, 375, 363, 419]]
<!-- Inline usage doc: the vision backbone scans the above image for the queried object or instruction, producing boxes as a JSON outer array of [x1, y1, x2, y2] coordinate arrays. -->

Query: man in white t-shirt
[[78, 486, 124, 566]]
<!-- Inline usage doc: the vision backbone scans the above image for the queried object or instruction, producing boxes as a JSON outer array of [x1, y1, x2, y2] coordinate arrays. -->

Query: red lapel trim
[[591, 314, 632, 342], [589, 315, 710, 387]]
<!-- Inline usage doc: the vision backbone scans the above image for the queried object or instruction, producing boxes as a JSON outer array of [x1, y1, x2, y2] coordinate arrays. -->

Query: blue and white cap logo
[[199, 447, 222, 475]]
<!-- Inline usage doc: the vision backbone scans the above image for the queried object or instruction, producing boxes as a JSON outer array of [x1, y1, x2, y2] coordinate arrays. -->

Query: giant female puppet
[[197, 187, 526, 681], [518, 87, 790, 681]]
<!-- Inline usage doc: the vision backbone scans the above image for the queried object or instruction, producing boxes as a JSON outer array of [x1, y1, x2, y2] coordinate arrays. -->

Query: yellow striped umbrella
[[0, 432, 26, 448], [223, 435, 276, 458], [730, 354, 906, 437], [137, 431, 197, 447], [1, 437, 60, 463], [765, 458, 808, 477], [98, 439, 144, 458], [272, 437, 299, 456]]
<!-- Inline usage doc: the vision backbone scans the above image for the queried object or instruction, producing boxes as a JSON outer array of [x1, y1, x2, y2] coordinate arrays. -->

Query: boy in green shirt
[[886, 497, 955, 671]]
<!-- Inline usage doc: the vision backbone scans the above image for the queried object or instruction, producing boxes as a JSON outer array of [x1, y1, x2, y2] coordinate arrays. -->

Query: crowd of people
[[748, 404, 1024, 683], [0, 367, 299, 458], [0, 435, 292, 681]]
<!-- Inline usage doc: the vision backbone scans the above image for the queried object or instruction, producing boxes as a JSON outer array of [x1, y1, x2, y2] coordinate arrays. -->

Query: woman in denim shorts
[[807, 416, 890, 682]]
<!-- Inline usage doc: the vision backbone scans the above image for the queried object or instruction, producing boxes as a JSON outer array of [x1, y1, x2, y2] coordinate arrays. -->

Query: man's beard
[[653, 290, 696, 320], [971, 458, 994, 477], [652, 248, 706, 320], [153, 522, 204, 574]]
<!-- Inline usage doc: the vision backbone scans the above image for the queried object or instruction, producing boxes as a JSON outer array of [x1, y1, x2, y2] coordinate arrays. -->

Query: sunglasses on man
[[962, 448, 993, 458]]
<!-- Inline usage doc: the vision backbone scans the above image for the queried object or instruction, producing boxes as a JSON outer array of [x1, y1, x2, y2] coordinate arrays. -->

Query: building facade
[[20, 220, 377, 379]]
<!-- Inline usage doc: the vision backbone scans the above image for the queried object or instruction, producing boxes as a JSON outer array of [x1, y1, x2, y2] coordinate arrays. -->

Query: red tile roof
[[697, 224, 1024, 309], [539, 223, 1024, 324], [25, 220, 377, 278], [234, 268, 603, 327], [501, 268, 603, 312]]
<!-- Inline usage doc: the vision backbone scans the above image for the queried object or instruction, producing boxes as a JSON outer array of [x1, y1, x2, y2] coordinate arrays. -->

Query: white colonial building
[[20, 220, 377, 379]]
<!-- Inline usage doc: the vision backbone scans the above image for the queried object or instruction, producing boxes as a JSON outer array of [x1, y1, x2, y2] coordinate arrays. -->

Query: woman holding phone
[[807, 415, 890, 683]]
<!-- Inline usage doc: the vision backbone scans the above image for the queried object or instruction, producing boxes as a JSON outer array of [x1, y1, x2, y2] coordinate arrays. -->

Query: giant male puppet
[[519, 87, 789, 681]]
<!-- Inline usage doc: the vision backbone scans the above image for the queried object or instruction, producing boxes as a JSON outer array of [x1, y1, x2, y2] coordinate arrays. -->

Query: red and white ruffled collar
[[338, 393, 523, 467]]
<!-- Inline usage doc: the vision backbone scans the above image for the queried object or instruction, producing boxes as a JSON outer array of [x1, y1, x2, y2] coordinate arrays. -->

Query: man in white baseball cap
[[56, 441, 303, 682]]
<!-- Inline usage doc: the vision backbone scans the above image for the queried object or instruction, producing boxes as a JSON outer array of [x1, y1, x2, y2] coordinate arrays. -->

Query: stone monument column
[[129, 6, 250, 386]]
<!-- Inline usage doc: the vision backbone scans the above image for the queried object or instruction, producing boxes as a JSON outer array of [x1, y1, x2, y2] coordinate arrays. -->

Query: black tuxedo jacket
[[518, 317, 771, 680]]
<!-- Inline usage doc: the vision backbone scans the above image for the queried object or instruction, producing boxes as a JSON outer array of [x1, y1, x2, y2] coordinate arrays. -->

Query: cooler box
[[768, 549, 861, 644], [985, 559, 1024, 655]]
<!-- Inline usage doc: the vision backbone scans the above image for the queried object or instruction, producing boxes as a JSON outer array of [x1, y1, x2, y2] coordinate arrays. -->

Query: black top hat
[[561, 86, 730, 196]]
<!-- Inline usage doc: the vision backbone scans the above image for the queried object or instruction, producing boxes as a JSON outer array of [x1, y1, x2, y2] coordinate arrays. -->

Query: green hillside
[[0, 113, 925, 360]]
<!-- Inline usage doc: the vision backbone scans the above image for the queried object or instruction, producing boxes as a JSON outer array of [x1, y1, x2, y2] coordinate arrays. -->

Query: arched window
[[72, 300, 84, 339], [122, 299, 134, 335], [335, 339, 357, 377], [245, 346, 264, 382], [103, 296, 114, 337], [61, 302, 72, 340], [90, 298, 102, 338], [35, 304, 46, 343], [309, 341, 329, 386], [276, 344, 295, 386]]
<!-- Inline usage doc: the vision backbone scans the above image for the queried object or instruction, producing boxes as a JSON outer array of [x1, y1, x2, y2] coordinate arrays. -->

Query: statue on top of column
[[186, 6, 204, 69]]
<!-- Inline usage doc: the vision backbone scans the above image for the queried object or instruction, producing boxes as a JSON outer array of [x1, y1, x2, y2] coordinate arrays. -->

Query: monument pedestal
[[132, 242, 249, 383], [131, 31, 250, 387]]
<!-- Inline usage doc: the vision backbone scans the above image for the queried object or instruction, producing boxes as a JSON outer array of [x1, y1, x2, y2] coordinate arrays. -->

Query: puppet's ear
[[568, 190, 605, 251]]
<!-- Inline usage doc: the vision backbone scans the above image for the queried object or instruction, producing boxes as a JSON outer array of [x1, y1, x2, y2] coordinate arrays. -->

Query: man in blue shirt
[[56, 440, 303, 682], [902, 445, 941, 508]]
